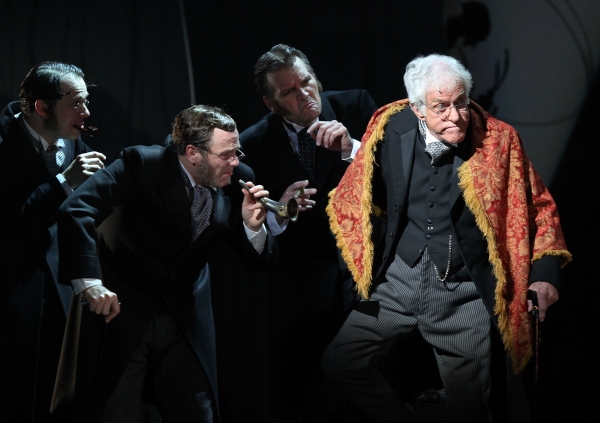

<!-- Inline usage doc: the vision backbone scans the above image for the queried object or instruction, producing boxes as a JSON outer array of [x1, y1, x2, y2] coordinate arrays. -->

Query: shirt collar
[[21, 114, 66, 151], [282, 117, 319, 133], [179, 160, 198, 187], [177, 159, 217, 191], [418, 119, 457, 148]]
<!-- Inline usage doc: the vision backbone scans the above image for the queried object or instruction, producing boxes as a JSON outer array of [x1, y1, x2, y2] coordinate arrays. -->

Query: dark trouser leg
[[101, 312, 160, 423], [101, 310, 215, 423], [151, 313, 214, 423], [270, 262, 348, 421], [417, 260, 492, 423], [322, 255, 423, 423], [323, 251, 493, 423]]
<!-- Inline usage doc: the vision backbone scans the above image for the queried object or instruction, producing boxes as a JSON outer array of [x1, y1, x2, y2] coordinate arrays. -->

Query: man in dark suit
[[240, 44, 377, 421], [0, 62, 106, 423], [324, 54, 571, 423], [52, 105, 276, 423]]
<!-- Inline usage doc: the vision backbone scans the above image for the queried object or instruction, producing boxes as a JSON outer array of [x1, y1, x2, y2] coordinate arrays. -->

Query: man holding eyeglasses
[[51, 104, 276, 423], [0, 61, 106, 423], [323, 54, 570, 422]]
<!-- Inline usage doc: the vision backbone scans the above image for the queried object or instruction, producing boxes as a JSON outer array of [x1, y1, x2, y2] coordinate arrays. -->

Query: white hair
[[404, 54, 473, 114]]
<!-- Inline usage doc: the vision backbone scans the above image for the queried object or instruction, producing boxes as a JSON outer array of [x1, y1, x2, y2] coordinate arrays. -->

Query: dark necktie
[[182, 169, 213, 241], [43, 144, 62, 175], [21, 117, 66, 175], [297, 128, 315, 180], [190, 185, 213, 241], [425, 141, 452, 166]]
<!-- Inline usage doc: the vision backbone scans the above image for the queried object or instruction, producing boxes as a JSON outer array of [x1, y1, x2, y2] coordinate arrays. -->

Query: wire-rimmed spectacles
[[427, 99, 470, 121], [199, 147, 245, 165], [54, 99, 90, 112]]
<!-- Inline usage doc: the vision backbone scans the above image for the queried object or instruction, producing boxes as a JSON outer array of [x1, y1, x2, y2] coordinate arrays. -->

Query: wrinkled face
[[192, 128, 240, 187], [414, 84, 470, 144], [263, 57, 321, 127], [45, 75, 90, 141]]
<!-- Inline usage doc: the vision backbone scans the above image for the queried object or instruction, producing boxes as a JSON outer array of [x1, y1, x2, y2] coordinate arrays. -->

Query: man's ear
[[411, 103, 425, 120], [185, 144, 200, 164], [263, 96, 275, 113], [34, 99, 50, 118]]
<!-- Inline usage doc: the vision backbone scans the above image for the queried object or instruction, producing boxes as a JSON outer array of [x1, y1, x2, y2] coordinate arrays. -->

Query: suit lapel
[[10, 119, 50, 182], [450, 136, 472, 207], [314, 95, 338, 192], [159, 150, 193, 242], [270, 115, 307, 176], [210, 187, 229, 228], [190, 187, 230, 248], [59, 139, 74, 173], [449, 152, 464, 207], [388, 122, 416, 208]]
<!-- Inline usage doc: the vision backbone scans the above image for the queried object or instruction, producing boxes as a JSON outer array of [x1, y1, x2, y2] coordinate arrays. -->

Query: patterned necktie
[[297, 128, 315, 180], [17, 115, 65, 175], [425, 141, 452, 166], [190, 185, 213, 241], [181, 169, 213, 241], [43, 144, 63, 175]]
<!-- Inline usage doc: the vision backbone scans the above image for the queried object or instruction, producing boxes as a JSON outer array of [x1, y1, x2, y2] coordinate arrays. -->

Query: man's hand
[[82, 285, 120, 323], [278, 180, 316, 212], [528, 281, 559, 322], [62, 151, 106, 189], [307, 120, 352, 152], [241, 182, 269, 231]]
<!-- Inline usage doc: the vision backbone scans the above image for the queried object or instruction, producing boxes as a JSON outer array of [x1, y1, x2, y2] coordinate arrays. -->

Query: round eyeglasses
[[200, 147, 245, 165], [55, 99, 90, 112], [427, 99, 470, 121]]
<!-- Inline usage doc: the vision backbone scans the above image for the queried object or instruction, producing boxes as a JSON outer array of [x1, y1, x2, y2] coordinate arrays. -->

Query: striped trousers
[[323, 250, 492, 423]]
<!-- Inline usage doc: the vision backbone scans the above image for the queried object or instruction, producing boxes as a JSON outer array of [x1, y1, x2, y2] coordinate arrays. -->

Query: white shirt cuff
[[266, 211, 288, 235], [56, 173, 74, 196], [342, 138, 361, 162], [243, 222, 267, 255], [72, 278, 102, 295]]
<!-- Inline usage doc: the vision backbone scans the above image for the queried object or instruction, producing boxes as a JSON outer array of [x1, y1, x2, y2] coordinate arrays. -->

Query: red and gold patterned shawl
[[326, 99, 571, 372]]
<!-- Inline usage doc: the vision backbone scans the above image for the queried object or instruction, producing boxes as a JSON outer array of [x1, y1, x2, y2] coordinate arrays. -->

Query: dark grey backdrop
[[0, 1, 596, 422]]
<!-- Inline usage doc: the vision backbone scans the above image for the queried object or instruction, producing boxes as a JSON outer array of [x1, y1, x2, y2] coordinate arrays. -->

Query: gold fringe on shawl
[[327, 100, 409, 300], [458, 163, 531, 372], [460, 102, 571, 372], [327, 99, 571, 373]]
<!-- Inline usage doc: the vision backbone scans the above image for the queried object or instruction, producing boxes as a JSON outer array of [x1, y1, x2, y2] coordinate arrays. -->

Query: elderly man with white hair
[[323, 53, 571, 422]]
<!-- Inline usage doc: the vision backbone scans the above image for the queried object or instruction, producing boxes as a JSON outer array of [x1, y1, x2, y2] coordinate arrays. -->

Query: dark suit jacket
[[241, 89, 377, 313], [371, 107, 562, 324], [53, 145, 276, 422], [0, 101, 88, 420]]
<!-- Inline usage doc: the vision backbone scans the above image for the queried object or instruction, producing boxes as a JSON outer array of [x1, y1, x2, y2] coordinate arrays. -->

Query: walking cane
[[527, 289, 540, 423]]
